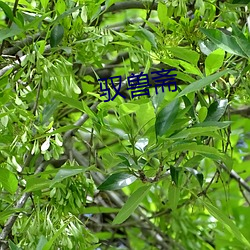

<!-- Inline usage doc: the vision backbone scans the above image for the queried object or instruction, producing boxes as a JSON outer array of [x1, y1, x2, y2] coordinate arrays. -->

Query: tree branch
[[0, 45, 51, 78], [230, 106, 250, 118], [2, 32, 46, 56]]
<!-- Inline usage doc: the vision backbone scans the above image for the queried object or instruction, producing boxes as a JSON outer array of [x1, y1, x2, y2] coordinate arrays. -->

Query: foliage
[[1, 0, 250, 249]]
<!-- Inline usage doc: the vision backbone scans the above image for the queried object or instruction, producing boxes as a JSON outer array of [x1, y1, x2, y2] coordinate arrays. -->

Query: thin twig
[[32, 80, 42, 115], [219, 162, 250, 193], [239, 184, 250, 206], [142, 0, 156, 28]]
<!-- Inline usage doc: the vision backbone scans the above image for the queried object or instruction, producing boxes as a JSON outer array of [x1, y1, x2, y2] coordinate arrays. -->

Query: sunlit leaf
[[40, 0, 49, 9], [168, 47, 200, 65], [205, 49, 225, 75], [0, 168, 18, 194], [98, 172, 137, 191], [198, 106, 208, 122], [157, 1, 168, 24]]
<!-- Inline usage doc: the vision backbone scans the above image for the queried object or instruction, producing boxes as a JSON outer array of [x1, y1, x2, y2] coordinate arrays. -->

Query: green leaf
[[50, 24, 64, 47], [170, 126, 220, 139], [0, 26, 23, 42], [9, 241, 21, 250], [193, 121, 231, 129], [176, 71, 195, 83], [112, 185, 151, 224], [198, 107, 208, 122], [182, 95, 196, 119], [203, 201, 250, 248], [152, 88, 165, 112], [36, 236, 48, 250], [170, 142, 198, 152], [24, 177, 51, 192], [177, 70, 230, 98], [155, 99, 179, 137], [170, 143, 228, 164], [119, 103, 140, 115], [53, 92, 85, 112], [205, 49, 225, 75], [14, 15, 24, 28], [0, 209, 23, 223], [54, 5, 83, 23], [199, 39, 218, 55], [80, 206, 120, 214], [138, 27, 157, 48], [0, 1, 14, 21], [168, 182, 180, 210], [200, 28, 247, 58], [205, 99, 228, 122], [81, 100, 97, 119], [168, 47, 200, 65], [179, 61, 202, 76], [170, 166, 181, 186], [24, 12, 52, 30], [42, 223, 69, 250], [105, 0, 117, 9], [98, 172, 137, 191], [51, 166, 86, 186], [231, 24, 247, 40], [185, 167, 204, 187], [40, 0, 49, 9], [157, 1, 168, 24], [234, 36, 250, 58], [41, 101, 60, 125], [230, 24, 250, 58], [0, 168, 18, 194], [183, 155, 203, 168]]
